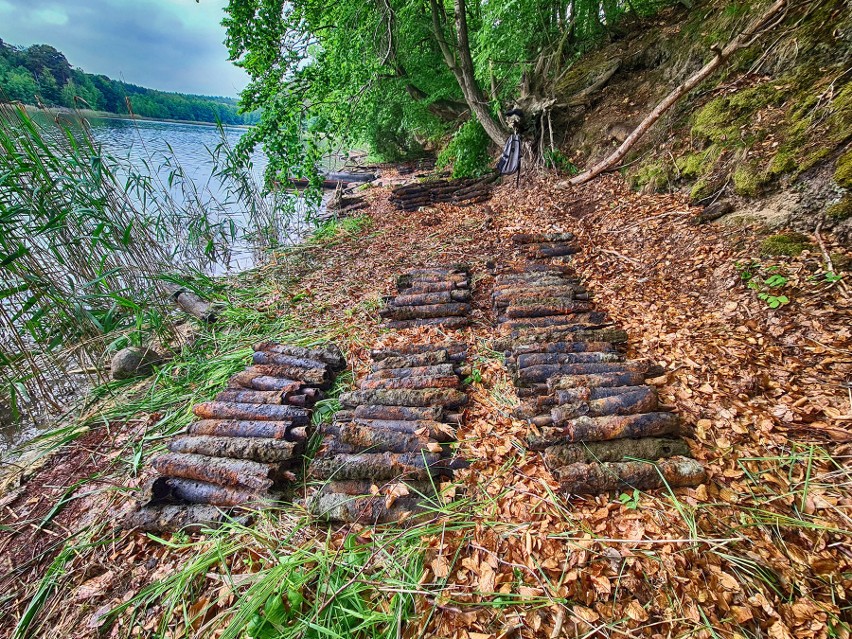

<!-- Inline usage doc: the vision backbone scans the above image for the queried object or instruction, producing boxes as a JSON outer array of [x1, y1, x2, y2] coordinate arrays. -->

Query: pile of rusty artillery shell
[[126, 341, 345, 532], [379, 267, 472, 329], [389, 174, 496, 211], [493, 241, 705, 496], [308, 342, 468, 524]]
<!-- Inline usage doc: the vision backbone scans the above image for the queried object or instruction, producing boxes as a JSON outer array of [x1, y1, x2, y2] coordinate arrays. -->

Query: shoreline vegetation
[[22, 104, 253, 129]]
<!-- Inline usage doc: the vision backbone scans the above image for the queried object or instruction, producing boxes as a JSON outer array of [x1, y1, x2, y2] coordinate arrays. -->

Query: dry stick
[[568, 0, 788, 185]]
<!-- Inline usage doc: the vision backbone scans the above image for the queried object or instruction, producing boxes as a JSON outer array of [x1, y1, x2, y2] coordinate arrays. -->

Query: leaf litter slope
[[1, 172, 850, 638]]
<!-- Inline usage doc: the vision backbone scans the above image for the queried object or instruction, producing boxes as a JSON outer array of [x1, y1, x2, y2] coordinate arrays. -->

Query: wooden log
[[511, 341, 616, 356], [173, 289, 219, 323], [353, 404, 444, 422], [544, 438, 691, 467], [340, 388, 467, 408], [228, 371, 302, 392], [504, 301, 595, 318], [517, 361, 652, 385], [124, 504, 227, 533], [351, 418, 456, 442], [555, 456, 706, 494], [391, 290, 471, 306], [511, 232, 575, 244], [310, 451, 450, 481], [366, 363, 456, 380], [193, 401, 309, 425], [371, 342, 466, 361], [153, 477, 266, 507], [383, 317, 471, 330], [251, 364, 329, 386], [551, 387, 658, 421], [309, 493, 428, 524], [359, 376, 460, 390], [526, 412, 681, 450], [380, 302, 471, 321], [188, 419, 294, 440], [253, 341, 346, 371], [168, 435, 298, 463], [337, 423, 438, 453], [215, 389, 287, 404], [514, 352, 624, 368], [372, 350, 451, 370], [152, 453, 278, 490]]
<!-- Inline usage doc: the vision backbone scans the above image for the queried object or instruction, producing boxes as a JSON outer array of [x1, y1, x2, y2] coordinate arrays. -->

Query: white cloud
[[31, 7, 69, 25]]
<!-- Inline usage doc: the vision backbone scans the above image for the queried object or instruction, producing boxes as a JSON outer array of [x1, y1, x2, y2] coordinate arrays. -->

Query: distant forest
[[0, 39, 258, 125]]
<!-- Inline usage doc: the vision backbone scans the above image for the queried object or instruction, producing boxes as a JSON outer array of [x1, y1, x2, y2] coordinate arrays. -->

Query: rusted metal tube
[[371, 342, 466, 362], [359, 376, 460, 390], [340, 388, 467, 408], [251, 363, 329, 386], [152, 452, 277, 490], [526, 412, 681, 449], [193, 401, 309, 425], [310, 451, 449, 481], [337, 422, 438, 453], [353, 405, 444, 422], [514, 352, 623, 368], [380, 302, 471, 321], [546, 372, 647, 391], [392, 290, 471, 306], [517, 360, 652, 384], [168, 435, 298, 463], [188, 419, 294, 440], [511, 232, 575, 244], [228, 370, 302, 392], [351, 418, 456, 442], [550, 387, 658, 421], [544, 438, 691, 466], [309, 493, 429, 524], [154, 477, 266, 507], [384, 317, 471, 330], [504, 302, 595, 318], [366, 363, 456, 380], [253, 341, 346, 371], [555, 456, 706, 494], [372, 350, 451, 370], [215, 389, 287, 404]]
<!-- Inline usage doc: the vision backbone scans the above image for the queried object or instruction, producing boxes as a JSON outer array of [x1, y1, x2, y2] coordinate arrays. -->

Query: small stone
[[110, 347, 162, 380]]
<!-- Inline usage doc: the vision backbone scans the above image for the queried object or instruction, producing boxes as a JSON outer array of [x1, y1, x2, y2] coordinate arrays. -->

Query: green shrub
[[437, 120, 493, 178]]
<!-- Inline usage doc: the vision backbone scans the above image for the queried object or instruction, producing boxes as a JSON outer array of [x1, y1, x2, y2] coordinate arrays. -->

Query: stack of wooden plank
[[493, 243, 705, 496], [380, 267, 472, 330], [126, 341, 346, 532], [308, 342, 468, 524]]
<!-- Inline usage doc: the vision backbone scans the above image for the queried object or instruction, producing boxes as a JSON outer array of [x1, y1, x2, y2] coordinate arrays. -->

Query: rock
[[696, 200, 734, 224], [110, 347, 162, 380]]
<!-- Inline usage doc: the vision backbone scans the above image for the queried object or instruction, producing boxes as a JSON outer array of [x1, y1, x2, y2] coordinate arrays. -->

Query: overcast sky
[[0, 0, 249, 97]]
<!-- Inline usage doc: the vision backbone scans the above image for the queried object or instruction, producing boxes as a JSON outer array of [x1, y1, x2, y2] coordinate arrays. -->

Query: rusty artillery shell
[[555, 456, 706, 494], [372, 350, 451, 370], [309, 493, 429, 524], [353, 404, 444, 422], [528, 242, 580, 258], [493, 292, 588, 308], [499, 311, 609, 330], [253, 341, 346, 371], [152, 452, 277, 491], [124, 504, 226, 533], [380, 302, 471, 321], [526, 412, 681, 450], [169, 435, 298, 463], [402, 281, 461, 293], [189, 419, 294, 440], [398, 272, 468, 287], [546, 372, 647, 391], [510, 341, 616, 356], [337, 422, 438, 453], [366, 363, 456, 380], [498, 329, 629, 349], [317, 479, 436, 496], [517, 360, 652, 384], [310, 451, 444, 481], [511, 232, 575, 244], [550, 387, 658, 421], [215, 389, 287, 404], [504, 301, 595, 318], [514, 351, 624, 368], [383, 316, 471, 330], [156, 477, 267, 507], [359, 376, 460, 391], [544, 437, 691, 467], [392, 290, 471, 306], [193, 401, 309, 425], [371, 342, 466, 362], [251, 353, 330, 384], [351, 418, 456, 442], [340, 388, 467, 408], [228, 370, 302, 392], [554, 384, 651, 403]]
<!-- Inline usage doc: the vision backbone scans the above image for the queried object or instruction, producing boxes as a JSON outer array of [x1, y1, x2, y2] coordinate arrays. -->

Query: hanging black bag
[[496, 133, 522, 186]]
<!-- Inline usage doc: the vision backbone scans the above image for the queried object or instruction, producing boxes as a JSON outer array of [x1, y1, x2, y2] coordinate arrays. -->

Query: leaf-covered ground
[[1, 172, 849, 638]]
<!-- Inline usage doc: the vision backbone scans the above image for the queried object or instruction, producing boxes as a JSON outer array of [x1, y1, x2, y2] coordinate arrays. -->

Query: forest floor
[[1, 170, 850, 639]]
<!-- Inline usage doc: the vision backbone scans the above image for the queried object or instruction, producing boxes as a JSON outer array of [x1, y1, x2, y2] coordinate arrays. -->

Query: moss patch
[[826, 196, 852, 221], [733, 162, 766, 196], [759, 232, 813, 257], [834, 150, 852, 189], [691, 84, 780, 147]]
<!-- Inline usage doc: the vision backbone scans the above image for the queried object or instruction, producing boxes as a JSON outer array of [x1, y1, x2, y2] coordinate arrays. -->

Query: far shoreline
[[15, 103, 253, 130]]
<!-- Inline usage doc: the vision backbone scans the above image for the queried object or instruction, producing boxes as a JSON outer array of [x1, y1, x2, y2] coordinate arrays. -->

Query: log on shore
[[556, 456, 706, 494], [188, 419, 296, 441], [151, 476, 267, 507], [152, 453, 278, 491], [544, 438, 691, 467], [353, 404, 444, 422], [168, 435, 299, 463], [340, 388, 467, 408], [253, 341, 346, 371], [526, 412, 681, 449], [359, 375, 460, 390], [380, 302, 471, 321], [383, 317, 471, 330], [372, 350, 451, 370], [547, 372, 646, 391], [228, 371, 302, 392], [366, 363, 456, 380], [309, 493, 429, 524], [125, 504, 229, 533], [193, 401, 309, 425]]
